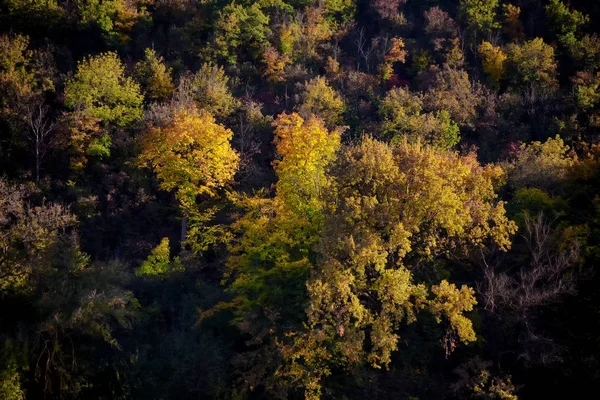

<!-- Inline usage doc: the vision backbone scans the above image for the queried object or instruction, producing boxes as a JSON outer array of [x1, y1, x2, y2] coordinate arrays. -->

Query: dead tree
[[478, 213, 580, 364], [355, 27, 376, 73], [25, 103, 56, 183]]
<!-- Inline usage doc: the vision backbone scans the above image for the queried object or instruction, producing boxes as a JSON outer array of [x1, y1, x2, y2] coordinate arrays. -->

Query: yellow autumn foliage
[[272, 112, 342, 215], [281, 137, 517, 397], [139, 107, 239, 207], [478, 41, 507, 88]]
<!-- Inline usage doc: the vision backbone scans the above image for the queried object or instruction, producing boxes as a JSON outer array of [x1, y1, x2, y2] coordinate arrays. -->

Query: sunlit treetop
[[134, 48, 175, 101], [65, 52, 143, 127], [139, 107, 239, 207], [212, 112, 342, 332], [380, 87, 461, 149], [506, 38, 558, 89], [296, 76, 345, 129], [460, 0, 500, 34], [135, 237, 183, 277], [546, 0, 588, 37], [187, 63, 239, 118], [276, 138, 517, 398], [507, 135, 575, 193], [0, 34, 56, 112], [478, 41, 507, 88], [210, 2, 271, 65], [272, 112, 342, 215]]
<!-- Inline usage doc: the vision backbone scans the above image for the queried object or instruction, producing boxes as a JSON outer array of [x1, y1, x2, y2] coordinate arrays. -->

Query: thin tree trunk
[[180, 215, 187, 243], [35, 140, 40, 184]]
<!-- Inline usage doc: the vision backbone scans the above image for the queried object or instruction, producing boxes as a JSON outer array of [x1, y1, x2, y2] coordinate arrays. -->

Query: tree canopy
[[4, 0, 600, 399]]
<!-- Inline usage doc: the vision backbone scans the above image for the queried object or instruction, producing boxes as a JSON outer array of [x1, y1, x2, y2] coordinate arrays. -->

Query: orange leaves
[[262, 47, 291, 83], [381, 37, 407, 81], [384, 37, 407, 64]]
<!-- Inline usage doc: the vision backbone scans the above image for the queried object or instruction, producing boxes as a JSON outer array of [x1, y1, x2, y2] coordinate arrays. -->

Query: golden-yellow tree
[[139, 107, 239, 249], [204, 113, 341, 393], [272, 112, 342, 213], [277, 138, 517, 399], [221, 113, 341, 315], [478, 41, 507, 88]]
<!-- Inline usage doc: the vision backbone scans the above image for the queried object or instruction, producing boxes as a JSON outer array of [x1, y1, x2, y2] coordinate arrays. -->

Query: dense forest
[[2, 0, 600, 398]]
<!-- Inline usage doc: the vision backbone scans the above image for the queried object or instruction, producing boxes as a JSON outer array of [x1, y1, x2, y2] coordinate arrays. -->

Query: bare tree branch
[[24, 102, 57, 183]]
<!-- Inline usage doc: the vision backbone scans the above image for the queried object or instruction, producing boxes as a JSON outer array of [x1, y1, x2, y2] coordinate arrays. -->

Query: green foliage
[[221, 193, 318, 323], [460, 0, 500, 34], [546, 0, 589, 50], [3, 0, 64, 29], [507, 188, 566, 225], [77, 0, 119, 33], [185, 63, 239, 119], [0, 372, 24, 400], [506, 135, 574, 193], [380, 88, 461, 149], [5, 0, 600, 398], [434, 109, 461, 149], [411, 49, 433, 74], [222, 113, 340, 305], [323, 0, 356, 24], [74, 0, 142, 42], [380, 87, 424, 136], [65, 52, 143, 127], [203, 113, 341, 396], [63, 52, 142, 172], [506, 38, 558, 89], [0, 353, 25, 400], [296, 76, 345, 129], [572, 71, 600, 111], [210, 3, 271, 64], [136, 238, 183, 277], [134, 48, 175, 101], [5, 0, 59, 14], [86, 133, 112, 158]]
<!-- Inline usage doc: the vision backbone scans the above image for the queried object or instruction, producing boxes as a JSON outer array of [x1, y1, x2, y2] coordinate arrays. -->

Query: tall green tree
[[460, 0, 500, 36], [64, 52, 143, 170]]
